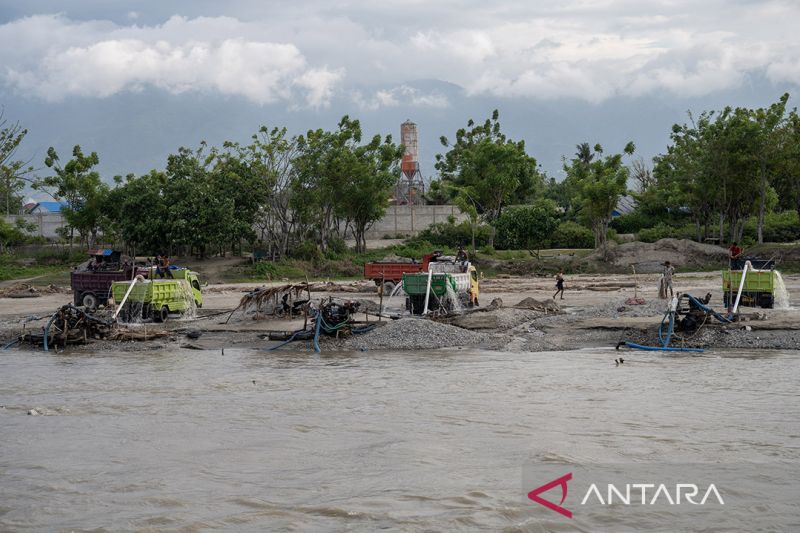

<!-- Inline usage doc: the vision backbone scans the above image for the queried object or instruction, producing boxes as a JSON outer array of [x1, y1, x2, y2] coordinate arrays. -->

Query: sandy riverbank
[[1, 271, 799, 353]]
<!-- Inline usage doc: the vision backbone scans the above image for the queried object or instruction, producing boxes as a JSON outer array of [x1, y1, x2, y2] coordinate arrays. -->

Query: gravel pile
[[576, 297, 670, 319], [447, 307, 540, 331], [333, 317, 490, 351]]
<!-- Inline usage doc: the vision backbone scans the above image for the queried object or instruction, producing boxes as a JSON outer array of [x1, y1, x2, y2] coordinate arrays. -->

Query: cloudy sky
[[1, 0, 798, 183]]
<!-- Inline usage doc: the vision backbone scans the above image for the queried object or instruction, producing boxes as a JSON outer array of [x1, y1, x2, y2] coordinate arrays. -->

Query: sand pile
[[581, 238, 728, 273]]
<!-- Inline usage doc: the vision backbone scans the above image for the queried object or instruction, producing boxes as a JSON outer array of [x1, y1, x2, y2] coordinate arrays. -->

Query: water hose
[[266, 329, 307, 352], [730, 261, 750, 317], [2, 339, 21, 350], [42, 311, 59, 352], [619, 341, 704, 353], [312, 312, 322, 353]]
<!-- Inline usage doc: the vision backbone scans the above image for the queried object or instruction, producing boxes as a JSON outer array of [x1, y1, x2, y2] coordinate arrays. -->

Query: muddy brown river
[[1, 347, 798, 531]]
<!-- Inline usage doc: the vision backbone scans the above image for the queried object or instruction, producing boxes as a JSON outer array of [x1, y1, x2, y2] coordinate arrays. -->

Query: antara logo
[[528, 473, 724, 518], [527, 473, 573, 518]]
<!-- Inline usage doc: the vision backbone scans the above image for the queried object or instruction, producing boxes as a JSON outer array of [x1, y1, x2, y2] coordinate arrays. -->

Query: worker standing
[[661, 261, 675, 299], [456, 244, 468, 273], [162, 255, 174, 279], [728, 242, 743, 269], [553, 269, 565, 300]]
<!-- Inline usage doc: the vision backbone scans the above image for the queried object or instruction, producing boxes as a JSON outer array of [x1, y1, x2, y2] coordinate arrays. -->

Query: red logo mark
[[528, 472, 573, 518]]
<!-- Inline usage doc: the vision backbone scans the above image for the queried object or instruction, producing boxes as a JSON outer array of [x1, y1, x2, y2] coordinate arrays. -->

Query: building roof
[[612, 195, 638, 217], [27, 201, 66, 213]]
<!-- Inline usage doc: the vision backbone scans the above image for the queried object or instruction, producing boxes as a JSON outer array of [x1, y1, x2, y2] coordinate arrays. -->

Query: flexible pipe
[[622, 341, 704, 353], [422, 268, 433, 315], [732, 261, 750, 315]]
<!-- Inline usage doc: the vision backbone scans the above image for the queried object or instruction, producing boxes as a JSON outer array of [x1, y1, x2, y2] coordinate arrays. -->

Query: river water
[[1, 347, 798, 531]]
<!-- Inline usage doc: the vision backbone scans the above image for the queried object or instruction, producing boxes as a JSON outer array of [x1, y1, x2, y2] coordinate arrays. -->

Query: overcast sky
[[1, 0, 798, 182]]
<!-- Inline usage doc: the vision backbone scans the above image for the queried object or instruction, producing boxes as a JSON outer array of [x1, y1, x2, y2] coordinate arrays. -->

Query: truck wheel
[[154, 306, 169, 323], [383, 281, 396, 295], [82, 293, 98, 311]]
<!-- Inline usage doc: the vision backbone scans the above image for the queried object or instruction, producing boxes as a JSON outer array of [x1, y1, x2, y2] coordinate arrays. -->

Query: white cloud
[[1, 1, 799, 105], [0, 15, 342, 108], [352, 85, 449, 111]]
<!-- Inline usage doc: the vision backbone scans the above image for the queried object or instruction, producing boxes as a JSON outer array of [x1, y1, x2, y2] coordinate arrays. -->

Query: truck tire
[[81, 293, 98, 311], [154, 306, 169, 323], [383, 281, 396, 295]]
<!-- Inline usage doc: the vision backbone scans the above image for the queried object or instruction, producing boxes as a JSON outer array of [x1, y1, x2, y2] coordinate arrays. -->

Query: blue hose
[[622, 341, 704, 353], [686, 294, 731, 323], [265, 330, 305, 352], [42, 312, 59, 352], [312, 313, 322, 353], [2, 339, 21, 350]]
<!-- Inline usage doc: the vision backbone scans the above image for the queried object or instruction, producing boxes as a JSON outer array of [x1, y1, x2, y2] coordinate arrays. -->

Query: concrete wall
[[4, 206, 467, 242], [3, 213, 65, 239], [364, 204, 469, 239]]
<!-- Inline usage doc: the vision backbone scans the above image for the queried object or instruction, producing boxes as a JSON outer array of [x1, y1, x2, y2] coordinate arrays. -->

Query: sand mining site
[[2, 270, 799, 355]]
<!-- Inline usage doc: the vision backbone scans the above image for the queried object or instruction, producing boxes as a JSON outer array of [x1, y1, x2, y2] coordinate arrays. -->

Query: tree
[[291, 116, 402, 254], [247, 126, 299, 258], [750, 94, 790, 244], [435, 109, 542, 247], [36, 146, 109, 248], [773, 109, 800, 219], [566, 142, 634, 253], [104, 171, 169, 255], [0, 109, 33, 215], [493, 199, 559, 253]]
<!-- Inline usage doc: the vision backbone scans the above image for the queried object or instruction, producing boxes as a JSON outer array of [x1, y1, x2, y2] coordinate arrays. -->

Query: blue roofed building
[[26, 201, 68, 214]]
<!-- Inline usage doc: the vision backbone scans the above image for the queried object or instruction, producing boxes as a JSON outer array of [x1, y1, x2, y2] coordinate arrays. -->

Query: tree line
[[1, 95, 799, 258]]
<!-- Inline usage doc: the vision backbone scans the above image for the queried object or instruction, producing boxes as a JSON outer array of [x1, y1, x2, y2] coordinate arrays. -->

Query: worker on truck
[[728, 242, 744, 269]]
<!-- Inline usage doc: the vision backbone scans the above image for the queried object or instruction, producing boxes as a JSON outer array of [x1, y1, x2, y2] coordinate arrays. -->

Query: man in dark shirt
[[728, 242, 743, 269]]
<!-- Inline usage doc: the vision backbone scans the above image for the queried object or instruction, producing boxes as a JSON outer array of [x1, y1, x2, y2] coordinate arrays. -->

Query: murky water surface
[[1, 347, 798, 531]]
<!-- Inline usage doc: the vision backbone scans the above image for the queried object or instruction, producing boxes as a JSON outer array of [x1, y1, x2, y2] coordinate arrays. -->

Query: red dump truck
[[363, 253, 435, 292], [70, 249, 147, 310]]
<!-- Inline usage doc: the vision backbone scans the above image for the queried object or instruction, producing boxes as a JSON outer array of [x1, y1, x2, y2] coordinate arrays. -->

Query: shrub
[[291, 240, 322, 261], [415, 220, 491, 248], [637, 223, 695, 243], [550, 221, 594, 249], [493, 200, 559, 250], [743, 211, 800, 243]]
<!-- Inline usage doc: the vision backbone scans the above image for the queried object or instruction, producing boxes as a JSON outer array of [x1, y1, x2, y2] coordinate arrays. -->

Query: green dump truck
[[722, 269, 775, 309], [403, 259, 479, 315], [111, 268, 203, 322]]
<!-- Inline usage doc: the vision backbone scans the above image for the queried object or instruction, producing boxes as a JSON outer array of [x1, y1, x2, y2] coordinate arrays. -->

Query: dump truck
[[111, 268, 202, 322], [70, 249, 147, 310], [723, 264, 776, 309], [402, 257, 479, 315], [363, 253, 437, 293]]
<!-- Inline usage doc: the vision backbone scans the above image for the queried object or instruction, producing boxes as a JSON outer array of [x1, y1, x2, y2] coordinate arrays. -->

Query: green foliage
[[414, 220, 491, 248], [36, 145, 109, 248], [435, 110, 543, 247], [0, 109, 32, 216], [291, 240, 323, 262], [493, 199, 559, 250], [637, 223, 696, 243], [291, 116, 402, 254], [0, 218, 33, 251], [610, 211, 683, 234], [565, 143, 631, 250], [550, 221, 595, 249], [647, 94, 796, 245], [743, 211, 800, 243], [252, 261, 307, 280]]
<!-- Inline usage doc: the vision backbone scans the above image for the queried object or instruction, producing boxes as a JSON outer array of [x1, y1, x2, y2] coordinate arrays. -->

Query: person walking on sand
[[661, 261, 675, 299], [553, 270, 565, 300]]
